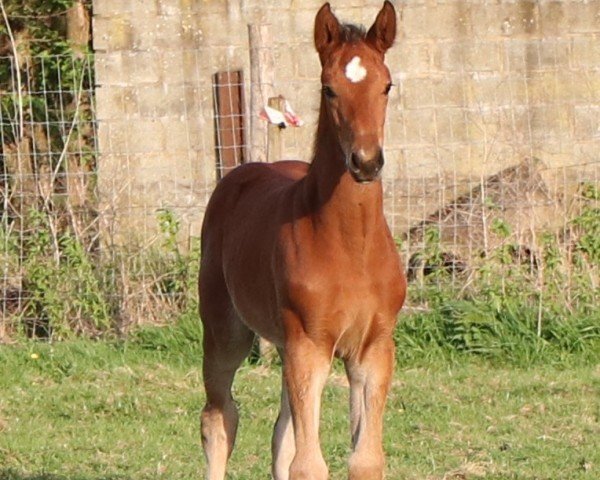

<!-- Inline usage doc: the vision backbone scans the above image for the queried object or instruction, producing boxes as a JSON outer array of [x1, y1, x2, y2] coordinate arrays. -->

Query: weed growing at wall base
[[400, 183, 599, 365], [1, 208, 199, 341], [396, 298, 600, 366]]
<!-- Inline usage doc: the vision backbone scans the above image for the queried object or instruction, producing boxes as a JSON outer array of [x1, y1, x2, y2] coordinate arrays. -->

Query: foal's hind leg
[[200, 293, 254, 480], [272, 348, 295, 480]]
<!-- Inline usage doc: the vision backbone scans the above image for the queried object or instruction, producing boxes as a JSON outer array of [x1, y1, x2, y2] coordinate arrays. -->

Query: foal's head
[[314, 1, 396, 183]]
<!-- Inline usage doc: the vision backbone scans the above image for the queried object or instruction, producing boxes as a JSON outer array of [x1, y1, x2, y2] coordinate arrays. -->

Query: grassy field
[[1, 319, 598, 480]]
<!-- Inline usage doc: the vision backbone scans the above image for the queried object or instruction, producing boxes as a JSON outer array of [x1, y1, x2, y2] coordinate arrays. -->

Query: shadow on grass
[[0, 471, 130, 480]]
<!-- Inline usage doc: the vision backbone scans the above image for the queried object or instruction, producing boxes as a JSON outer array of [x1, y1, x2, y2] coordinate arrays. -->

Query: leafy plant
[[570, 183, 600, 265], [16, 208, 111, 339], [403, 191, 600, 365], [153, 208, 199, 310]]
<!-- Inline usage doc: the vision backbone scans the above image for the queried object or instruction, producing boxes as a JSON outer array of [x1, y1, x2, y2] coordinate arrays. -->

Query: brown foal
[[199, 2, 406, 479]]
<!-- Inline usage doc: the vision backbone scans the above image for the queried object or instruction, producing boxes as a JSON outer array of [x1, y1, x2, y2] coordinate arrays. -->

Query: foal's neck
[[302, 100, 386, 241]]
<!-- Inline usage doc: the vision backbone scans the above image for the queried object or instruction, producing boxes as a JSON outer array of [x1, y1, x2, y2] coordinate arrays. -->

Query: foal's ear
[[366, 1, 397, 54], [314, 3, 341, 62]]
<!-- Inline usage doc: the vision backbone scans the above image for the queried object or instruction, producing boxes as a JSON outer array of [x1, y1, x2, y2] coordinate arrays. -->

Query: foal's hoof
[[349, 468, 384, 480], [348, 456, 384, 480], [289, 458, 328, 480]]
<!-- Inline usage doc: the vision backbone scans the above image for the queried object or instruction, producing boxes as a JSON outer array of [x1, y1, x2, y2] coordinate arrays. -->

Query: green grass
[[1, 318, 599, 480]]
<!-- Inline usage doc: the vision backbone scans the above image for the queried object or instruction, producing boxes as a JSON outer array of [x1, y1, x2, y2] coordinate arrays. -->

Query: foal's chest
[[282, 239, 403, 334]]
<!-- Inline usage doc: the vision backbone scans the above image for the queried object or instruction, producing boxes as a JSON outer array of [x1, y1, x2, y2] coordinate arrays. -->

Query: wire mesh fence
[[1, 52, 102, 339], [1, 12, 599, 340]]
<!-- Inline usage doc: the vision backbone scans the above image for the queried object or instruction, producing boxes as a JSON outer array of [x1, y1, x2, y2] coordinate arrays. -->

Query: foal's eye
[[322, 85, 337, 99], [384, 83, 393, 95]]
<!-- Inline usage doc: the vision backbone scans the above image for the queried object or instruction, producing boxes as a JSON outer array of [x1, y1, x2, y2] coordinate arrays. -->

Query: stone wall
[[93, 0, 600, 245]]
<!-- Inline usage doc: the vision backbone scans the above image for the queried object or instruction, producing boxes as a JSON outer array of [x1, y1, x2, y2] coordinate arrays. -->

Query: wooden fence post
[[267, 95, 285, 163], [248, 24, 274, 163]]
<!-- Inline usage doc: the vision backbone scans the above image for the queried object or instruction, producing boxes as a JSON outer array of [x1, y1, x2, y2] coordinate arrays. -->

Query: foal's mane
[[340, 24, 366, 43]]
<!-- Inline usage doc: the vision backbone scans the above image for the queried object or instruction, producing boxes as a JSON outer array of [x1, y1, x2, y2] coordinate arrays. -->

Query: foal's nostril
[[350, 152, 362, 172], [374, 151, 384, 171], [348, 149, 384, 182]]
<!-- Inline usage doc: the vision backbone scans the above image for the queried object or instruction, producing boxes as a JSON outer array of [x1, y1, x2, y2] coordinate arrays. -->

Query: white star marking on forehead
[[345, 56, 367, 83]]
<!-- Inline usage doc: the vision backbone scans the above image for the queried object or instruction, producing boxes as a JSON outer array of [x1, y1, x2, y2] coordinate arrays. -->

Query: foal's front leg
[[283, 337, 331, 480], [345, 337, 395, 480]]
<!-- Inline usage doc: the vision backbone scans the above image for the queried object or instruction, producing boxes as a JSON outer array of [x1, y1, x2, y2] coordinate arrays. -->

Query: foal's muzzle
[[347, 149, 384, 183]]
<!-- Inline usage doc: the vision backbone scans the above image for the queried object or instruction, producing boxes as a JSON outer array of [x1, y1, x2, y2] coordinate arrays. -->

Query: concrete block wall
[[94, 0, 600, 244]]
